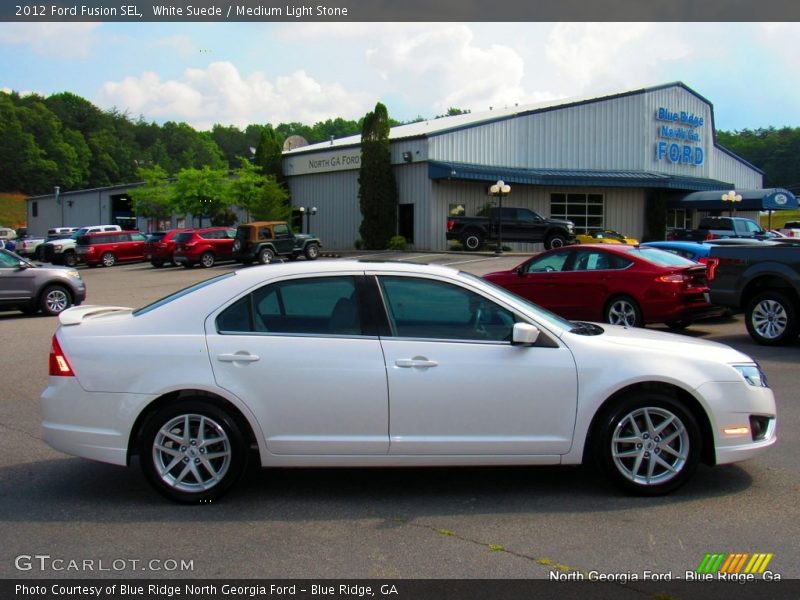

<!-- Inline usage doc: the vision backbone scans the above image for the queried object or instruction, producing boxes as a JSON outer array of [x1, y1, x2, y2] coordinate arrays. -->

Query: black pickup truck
[[446, 207, 575, 250], [667, 216, 770, 242], [708, 240, 800, 345]]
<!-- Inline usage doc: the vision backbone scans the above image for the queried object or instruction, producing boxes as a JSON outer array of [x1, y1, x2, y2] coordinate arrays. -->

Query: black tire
[[200, 251, 215, 268], [665, 320, 691, 331], [545, 233, 568, 250], [151, 260, 164, 268], [182, 262, 195, 269], [593, 393, 701, 496], [39, 285, 73, 316], [461, 232, 482, 251], [745, 291, 799, 346], [101, 252, 116, 267], [303, 243, 320, 260], [139, 401, 248, 503], [605, 296, 643, 327], [63, 252, 77, 267], [258, 247, 274, 265]]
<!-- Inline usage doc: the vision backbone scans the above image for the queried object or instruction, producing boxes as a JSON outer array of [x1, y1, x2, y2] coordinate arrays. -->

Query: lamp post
[[298, 206, 317, 233], [489, 180, 511, 255], [721, 190, 742, 216]]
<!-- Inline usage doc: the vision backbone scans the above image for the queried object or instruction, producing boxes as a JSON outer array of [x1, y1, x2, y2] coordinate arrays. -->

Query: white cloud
[[97, 61, 369, 129], [0, 23, 100, 59]]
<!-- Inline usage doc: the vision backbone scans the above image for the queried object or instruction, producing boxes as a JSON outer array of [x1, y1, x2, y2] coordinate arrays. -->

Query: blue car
[[642, 239, 766, 263]]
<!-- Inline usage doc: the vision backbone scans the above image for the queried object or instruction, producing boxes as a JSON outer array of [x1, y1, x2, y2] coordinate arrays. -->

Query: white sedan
[[41, 261, 776, 502]]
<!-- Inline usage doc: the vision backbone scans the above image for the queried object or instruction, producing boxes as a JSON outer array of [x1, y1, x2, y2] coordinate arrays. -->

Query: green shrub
[[388, 235, 407, 250]]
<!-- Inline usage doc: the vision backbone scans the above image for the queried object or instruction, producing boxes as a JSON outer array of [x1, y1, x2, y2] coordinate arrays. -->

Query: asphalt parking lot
[[1, 252, 798, 581]]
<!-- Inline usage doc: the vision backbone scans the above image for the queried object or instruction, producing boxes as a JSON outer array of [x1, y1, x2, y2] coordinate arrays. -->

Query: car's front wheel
[[63, 252, 77, 267], [304, 243, 320, 260], [139, 402, 248, 503], [594, 393, 701, 495], [745, 291, 799, 345], [545, 233, 568, 249], [39, 285, 73, 316], [200, 251, 216, 268]]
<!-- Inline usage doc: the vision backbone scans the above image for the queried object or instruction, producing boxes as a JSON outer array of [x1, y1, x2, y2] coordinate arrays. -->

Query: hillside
[[0, 193, 26, 229]]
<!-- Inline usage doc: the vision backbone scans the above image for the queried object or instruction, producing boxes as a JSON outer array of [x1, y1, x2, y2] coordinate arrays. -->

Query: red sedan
[[482, 244, 724, 328]]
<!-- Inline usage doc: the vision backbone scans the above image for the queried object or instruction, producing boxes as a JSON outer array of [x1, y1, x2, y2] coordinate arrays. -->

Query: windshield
[[461, 271, 577, 332]]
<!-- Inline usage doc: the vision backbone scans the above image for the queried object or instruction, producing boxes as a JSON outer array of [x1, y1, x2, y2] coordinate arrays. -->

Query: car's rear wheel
[[200, 251, 215, 268], [258, 248, 274, 264], [304, 243, 320, 260], [101, 252, 116, 267], [39, 285, 72, 316], [139, 402, 248, 503], [605, 296, 643, 327], [745, 291, 799, 345], [594, 393, 700, 496], [461, 232, 482, 251]]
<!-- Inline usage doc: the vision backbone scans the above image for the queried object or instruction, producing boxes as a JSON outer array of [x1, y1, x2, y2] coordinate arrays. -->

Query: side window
[[0, 252, 19, 267], [258, 227, 273, 240], [273, 224, 290, 237], [217, 276, 361, 336], [522, 251, 571, 273], [378, 276, 514, 342], [131, 233, 146, 242]]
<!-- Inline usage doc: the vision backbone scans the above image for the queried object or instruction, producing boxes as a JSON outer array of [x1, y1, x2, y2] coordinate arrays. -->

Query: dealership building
[[27, 82, 793, 248], [283, 81, 772, 251]]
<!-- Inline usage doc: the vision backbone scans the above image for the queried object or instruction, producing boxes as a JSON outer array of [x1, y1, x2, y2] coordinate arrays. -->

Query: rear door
[[206, 273, 389, 455]]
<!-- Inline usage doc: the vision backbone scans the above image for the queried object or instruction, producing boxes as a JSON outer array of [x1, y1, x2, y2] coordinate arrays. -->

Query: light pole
[[489, 180, 511, 255], [721, 190, 742, 216], [298, 206, 317, 233]]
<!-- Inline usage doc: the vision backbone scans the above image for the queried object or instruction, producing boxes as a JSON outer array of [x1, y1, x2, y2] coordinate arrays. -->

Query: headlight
[[733, 364, 769, 388], [66, 270, 80, 279]]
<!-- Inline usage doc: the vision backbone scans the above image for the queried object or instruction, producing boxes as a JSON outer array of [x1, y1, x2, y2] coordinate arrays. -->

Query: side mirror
[[17, 260, 29, 270], [511, 322, 540, 345]]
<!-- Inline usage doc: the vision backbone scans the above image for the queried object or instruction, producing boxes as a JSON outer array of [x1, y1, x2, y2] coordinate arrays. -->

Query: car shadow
[[0, 457, 754, 523]]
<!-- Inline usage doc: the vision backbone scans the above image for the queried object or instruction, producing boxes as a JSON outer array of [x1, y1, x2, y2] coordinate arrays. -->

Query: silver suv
[[0, 249, 86, 316]]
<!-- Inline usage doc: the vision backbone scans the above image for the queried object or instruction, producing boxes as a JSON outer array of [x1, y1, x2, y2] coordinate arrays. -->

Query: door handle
[[395, 357, 438, 369], [217, 352, 260, 363]]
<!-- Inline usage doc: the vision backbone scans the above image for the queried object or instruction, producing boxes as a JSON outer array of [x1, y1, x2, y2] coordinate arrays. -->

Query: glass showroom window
[[550, 193, 604, 234]]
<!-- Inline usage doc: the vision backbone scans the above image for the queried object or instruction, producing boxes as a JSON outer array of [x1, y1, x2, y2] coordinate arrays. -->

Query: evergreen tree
[[358, 103, 398, 249]]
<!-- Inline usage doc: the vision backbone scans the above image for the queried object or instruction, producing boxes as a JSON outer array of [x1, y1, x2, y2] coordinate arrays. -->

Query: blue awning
[[428, 161, 733, 191], [669, 188, 798, 211]]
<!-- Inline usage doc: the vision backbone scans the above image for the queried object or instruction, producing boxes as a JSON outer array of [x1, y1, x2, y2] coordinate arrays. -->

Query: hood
[[581, 323, 753, 364]]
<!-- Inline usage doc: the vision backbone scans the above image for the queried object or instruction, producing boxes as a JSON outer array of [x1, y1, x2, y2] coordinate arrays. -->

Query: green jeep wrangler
[[233, 221, 322, 264]]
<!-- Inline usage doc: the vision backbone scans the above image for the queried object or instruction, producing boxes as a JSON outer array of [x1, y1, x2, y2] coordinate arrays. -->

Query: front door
[[373, 274, 578, 456]]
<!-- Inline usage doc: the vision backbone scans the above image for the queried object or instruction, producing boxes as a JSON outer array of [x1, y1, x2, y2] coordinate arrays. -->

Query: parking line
[[442, 256, 505, 266]]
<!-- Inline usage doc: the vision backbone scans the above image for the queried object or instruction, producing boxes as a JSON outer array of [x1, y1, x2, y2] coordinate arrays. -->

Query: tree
[[128, 165, 174, 230], [230, 159, 290, 222], [171, 166, 232, 227], [253, 125, 284, 183], [358, 102, 398, 249]]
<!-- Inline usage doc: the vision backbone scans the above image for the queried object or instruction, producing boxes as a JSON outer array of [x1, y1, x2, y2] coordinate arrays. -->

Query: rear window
[[628, 247, 698, 267], [133, 273, 236, 316]]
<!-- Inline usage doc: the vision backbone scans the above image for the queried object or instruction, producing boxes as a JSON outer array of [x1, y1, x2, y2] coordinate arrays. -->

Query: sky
[[1, 22, 799, 132]]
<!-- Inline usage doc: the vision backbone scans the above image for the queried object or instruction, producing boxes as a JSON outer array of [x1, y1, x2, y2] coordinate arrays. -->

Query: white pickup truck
[[41, 225, 120, 266]]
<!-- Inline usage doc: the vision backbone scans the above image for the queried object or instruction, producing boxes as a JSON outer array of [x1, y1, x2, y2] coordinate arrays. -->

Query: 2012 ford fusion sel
[[41, 261, 776, 502]]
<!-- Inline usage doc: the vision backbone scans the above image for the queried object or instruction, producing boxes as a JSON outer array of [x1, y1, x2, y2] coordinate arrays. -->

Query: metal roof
[[428, 161, 733, 191], [669, 188, 798, 211], [283, 82, 708, 155]]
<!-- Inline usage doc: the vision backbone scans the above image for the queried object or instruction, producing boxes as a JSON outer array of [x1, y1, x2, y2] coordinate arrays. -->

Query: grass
[[0, 193, 27, 229], [761, 210, 800, 229]]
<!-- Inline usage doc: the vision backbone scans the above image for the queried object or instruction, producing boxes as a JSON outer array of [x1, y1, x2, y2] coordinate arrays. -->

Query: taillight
[[705, 257, 719, 281], [656, 273, 688, 284], [447, 219, 455, 232], [49, 335, 75, 377], [705, 233, 716, 240]]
